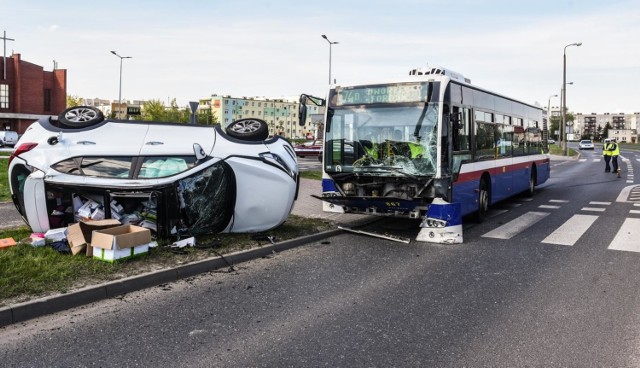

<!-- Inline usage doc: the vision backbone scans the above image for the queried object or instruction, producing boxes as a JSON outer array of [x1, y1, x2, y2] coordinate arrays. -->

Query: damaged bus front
[[299, 77, 464, 244]]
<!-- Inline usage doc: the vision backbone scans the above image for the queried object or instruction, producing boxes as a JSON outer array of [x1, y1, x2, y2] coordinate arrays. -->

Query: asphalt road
[[2, 147, 640, 366]]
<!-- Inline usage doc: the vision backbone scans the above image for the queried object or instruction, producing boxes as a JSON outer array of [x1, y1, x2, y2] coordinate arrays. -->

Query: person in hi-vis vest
[[603, 139, 612, 172], [608, 140, 621, 178]]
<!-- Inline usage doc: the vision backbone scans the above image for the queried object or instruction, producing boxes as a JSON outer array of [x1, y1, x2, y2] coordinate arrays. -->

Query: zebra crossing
[[578, 153, 636, 183], [481, 197, 640, 252]]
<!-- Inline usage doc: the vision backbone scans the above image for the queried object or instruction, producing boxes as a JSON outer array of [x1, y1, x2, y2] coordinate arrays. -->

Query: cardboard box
[[91, 225, 151, 262], [0, 238, 17, 250], [67, 219, 121, 256]]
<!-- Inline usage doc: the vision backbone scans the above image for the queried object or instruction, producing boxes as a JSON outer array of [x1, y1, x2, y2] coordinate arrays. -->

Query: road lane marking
[[579, 159, 587, 162], [581, 207, 606, 212], [542, 214, 598, 246], [589, 201, 611, 205], [539, 205, 560, 209], [630, 210, 640, 214], [549, 200, 569, 203], [608, 218, 640, 253], [593, 159, 600, 162], [482, 211, 549, 240]]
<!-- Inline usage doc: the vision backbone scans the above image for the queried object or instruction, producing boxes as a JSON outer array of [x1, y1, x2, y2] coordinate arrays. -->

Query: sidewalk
[[0, 177, 372, 327], [292, 177, 371, 225]]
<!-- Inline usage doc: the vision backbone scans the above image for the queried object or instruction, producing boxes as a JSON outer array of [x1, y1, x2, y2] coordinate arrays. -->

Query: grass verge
[[0, 157, 9, 202], [548, 145, 578, 157], [0, 215, 333, 306], [300, 170, 322, 180]]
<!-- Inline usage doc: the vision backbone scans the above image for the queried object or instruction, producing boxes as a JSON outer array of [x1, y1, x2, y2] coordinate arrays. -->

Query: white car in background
[[8, 106, 299, 238], [578, 139, 595, 150]]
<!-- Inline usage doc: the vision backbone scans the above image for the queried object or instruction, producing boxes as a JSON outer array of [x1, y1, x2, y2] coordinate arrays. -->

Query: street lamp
[[321, 34, 338, 85], [561, 42, 581, 155], [111, 50, 132, 119], [547, 94, 558, 140]]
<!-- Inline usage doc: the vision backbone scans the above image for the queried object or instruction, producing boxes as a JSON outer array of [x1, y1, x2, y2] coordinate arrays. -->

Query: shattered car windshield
[[324, 103, 439, 177]]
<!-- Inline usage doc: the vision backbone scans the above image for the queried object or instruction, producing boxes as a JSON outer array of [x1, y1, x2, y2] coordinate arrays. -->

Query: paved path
[[0, 202, 23, 230], [292, 177, 369, 225]]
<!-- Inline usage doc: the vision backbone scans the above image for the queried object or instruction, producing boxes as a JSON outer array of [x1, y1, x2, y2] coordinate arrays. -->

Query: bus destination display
[[335, 83, 426, 106]]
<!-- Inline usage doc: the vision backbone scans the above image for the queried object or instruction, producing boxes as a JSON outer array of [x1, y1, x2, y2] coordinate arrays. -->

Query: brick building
[[0, 53, 67, 134]]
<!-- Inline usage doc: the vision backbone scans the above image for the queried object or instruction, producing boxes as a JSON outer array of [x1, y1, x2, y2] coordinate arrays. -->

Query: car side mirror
[[193, 143, 206, 160]]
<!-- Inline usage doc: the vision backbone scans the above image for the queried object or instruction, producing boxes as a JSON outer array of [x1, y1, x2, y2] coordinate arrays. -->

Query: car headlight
[[259, 152, 296, 179]]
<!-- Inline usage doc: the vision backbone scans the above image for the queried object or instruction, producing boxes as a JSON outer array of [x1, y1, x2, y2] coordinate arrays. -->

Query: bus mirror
[[299, 94, 325, 126], [298, 95, 307, 126]]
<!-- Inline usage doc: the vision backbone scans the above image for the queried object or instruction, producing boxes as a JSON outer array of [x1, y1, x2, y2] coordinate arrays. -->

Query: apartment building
[[575, 112, 640, 142], [199, 94, 323, 139]]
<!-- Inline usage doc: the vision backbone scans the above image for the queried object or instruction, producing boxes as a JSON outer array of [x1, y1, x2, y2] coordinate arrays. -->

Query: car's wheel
[[58, 106, 105, 129], [225, 118, 269, 141], [475, 177, 490, 223]]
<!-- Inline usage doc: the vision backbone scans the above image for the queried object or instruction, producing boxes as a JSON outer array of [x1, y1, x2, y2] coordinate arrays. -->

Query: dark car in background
[[294, 139, 323, 158]]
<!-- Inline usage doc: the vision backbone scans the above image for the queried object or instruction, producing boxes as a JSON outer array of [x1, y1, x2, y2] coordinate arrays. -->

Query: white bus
[[298, 67, 550, 243]]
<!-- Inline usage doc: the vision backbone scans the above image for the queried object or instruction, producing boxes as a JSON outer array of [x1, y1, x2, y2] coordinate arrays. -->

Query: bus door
[[492, 118, 514, 202], [451, 106, 475, 215]]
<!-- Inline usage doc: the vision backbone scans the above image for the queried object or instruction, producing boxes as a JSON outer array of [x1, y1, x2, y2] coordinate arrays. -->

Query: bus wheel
[[475, 178, 490, 223], [525, 168, 536, 197]]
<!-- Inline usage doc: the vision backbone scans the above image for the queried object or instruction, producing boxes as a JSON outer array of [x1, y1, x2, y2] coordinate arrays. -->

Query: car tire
[[226, 118, 269, 141], [58, 106, 105, 129]]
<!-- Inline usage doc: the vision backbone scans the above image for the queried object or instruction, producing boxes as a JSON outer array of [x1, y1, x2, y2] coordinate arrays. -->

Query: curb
[[0, 227, 351, 328]]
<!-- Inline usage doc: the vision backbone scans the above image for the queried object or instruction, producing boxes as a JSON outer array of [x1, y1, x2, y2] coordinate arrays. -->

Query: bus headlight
[[425, 218, 447, 228]]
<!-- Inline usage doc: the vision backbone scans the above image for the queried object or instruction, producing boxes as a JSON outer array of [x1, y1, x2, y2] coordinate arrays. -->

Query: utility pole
[[1, 31, 15, 80]]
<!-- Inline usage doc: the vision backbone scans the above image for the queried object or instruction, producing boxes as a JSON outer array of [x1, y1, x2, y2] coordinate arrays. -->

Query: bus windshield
[[324, 103, 439, 177]]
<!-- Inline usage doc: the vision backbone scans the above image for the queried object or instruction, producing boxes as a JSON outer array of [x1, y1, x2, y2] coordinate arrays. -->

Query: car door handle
[[145, 141, 164, 145], [76, 141, 96, 145]]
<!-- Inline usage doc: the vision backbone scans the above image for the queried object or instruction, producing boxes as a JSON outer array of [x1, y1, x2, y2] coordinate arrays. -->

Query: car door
[[139, 124, 216, 157], [66, 122, 149, 159]]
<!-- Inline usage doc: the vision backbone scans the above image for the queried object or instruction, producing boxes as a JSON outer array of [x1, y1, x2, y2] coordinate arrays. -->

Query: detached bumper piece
[[416, 198, 463, 244], [338, 226, 410, 244]]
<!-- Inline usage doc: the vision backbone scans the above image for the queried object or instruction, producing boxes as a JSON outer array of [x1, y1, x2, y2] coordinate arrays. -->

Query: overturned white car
[[8, 106, 299, 238]]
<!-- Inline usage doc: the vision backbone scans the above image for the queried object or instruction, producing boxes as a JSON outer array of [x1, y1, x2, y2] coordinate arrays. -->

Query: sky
[[1, 0, 639, 114]]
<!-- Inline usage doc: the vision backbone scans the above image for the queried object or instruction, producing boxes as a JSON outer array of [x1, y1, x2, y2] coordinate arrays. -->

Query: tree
[[550, 116, 561, 140], [197, 109, 218, 125], [66, 95, 84, 108], [603, 122, 612, 140], [142, 99, 168, 122]]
